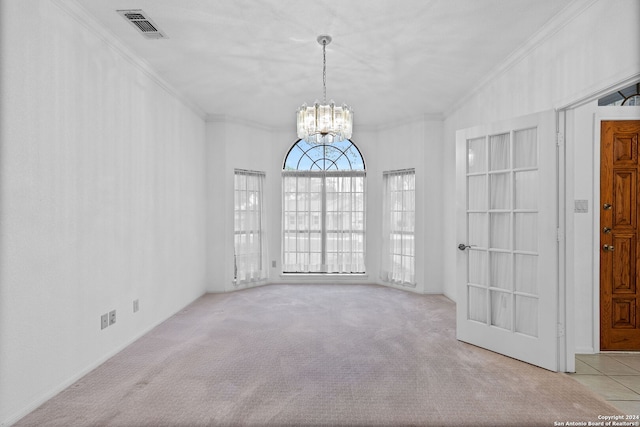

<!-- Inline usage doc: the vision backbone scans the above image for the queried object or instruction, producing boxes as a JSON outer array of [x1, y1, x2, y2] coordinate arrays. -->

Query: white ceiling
[[77, 0, 574, 129]]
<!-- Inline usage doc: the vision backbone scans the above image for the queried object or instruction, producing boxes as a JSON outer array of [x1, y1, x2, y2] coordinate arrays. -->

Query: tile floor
[[572, 354, 640, 414]]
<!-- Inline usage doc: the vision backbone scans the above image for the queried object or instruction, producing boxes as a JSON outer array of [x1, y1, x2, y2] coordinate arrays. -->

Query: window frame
[[282, 139, 366, 274], [283, 139, 365, 171], [234, 169, 267, 285], [381, 168, 416, 286]]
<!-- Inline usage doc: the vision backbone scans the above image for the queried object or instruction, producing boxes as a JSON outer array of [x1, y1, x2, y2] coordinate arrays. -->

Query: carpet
[[15, 284, 619, 426]]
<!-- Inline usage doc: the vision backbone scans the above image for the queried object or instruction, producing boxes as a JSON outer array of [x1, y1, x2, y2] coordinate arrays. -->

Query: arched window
[[283, 139, 365, 171], [282, 139, 366, 273], [598, 82, 640, 106]]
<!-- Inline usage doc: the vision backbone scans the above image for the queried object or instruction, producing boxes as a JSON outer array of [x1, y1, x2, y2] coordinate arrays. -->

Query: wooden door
[[456, 110, 558, 371], [601, 120, 640, 350]]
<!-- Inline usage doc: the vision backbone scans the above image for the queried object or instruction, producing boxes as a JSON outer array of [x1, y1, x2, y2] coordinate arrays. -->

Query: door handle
[[603, 203, 613, 210], [603, 227, 612, 234], [458, 244, 474, 251], [603, 244, 615, 252]]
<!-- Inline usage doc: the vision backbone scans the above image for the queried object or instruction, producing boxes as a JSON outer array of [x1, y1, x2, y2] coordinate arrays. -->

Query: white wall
[[207, 117, 444, 294], [206, 118, 275, 292], [442, 0, 640, 301], [569, 101, 599, 353], [0, 1, 207, 425], [373, 119, 444, 294]]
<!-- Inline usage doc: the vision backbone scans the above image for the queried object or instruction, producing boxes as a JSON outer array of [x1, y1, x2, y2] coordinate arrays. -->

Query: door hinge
[[557, 323, 565, 337], [556, 132, 564, 147], [557, 228, 564, 242]]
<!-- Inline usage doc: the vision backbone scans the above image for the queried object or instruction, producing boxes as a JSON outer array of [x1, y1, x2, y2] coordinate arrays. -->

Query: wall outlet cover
[[109, 310, 116, 325], [101, 313, 109, 330], [133, 299, 139, 313], [575, 199, 589, 213]]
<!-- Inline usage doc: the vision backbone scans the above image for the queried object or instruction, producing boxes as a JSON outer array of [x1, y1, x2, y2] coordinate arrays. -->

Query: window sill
[[281, 272, 367, 276], [278, 273, 369, 281]]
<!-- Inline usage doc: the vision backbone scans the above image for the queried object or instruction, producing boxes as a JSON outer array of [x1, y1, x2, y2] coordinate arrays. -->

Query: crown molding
[[50, 0, 207, 120], [444, 0, 600, 118]]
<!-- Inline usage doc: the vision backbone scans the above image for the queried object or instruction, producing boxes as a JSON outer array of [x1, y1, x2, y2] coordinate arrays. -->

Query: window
[[381, 169, 416, 286], [598, 82, 640, 106], [282, 139, 365, 273], [234, 169, 267, 285]]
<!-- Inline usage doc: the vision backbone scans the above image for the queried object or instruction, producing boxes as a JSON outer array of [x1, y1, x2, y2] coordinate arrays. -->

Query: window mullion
[[308, 176, 313, 272], [295, 176, 300, 267], [321, 174, 327, 272], [257, 179, 263, 272], [245, 175, 249, 278]]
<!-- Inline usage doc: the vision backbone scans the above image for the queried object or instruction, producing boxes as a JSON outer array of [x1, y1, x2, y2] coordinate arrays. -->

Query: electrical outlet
[[133, 299, 139, 313], [109, 310, 116, 325], [272, 260, 276, 268], [101, 313, 108, 330]]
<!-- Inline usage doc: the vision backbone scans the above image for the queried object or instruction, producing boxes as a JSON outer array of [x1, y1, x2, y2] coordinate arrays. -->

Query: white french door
[[456, 110, 558, 371]]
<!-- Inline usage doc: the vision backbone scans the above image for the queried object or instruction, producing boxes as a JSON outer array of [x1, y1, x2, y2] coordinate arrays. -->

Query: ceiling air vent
[[117, 9, 167, 39]]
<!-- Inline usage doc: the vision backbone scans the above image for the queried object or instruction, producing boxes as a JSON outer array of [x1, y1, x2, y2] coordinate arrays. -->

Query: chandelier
[[297, 35, 353, 144]]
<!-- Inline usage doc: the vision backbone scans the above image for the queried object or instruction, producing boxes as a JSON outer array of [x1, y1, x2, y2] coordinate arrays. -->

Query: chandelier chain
[[322, 40, 327, 104], [296, 34, 352, 144]]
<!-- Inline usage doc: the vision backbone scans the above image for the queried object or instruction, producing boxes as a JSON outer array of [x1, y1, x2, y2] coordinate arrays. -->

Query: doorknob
[[603, 227, 612, 234], [603, 244, 615, 252], [458, 244, 471, 251], [603, 203, 613, 210]]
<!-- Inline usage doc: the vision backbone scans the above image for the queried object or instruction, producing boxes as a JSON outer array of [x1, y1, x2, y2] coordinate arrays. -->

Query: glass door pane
[[457, 110, 557, 371], [467, 137, 488, 324], [467, 128, 540, 335]]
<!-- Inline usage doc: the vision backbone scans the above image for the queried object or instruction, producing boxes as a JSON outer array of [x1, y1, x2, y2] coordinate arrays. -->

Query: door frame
[[592, 108, 640, 352], [556, 74, 640, 369]]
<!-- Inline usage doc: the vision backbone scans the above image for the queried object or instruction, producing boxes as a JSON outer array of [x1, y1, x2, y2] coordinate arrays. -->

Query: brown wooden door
[[601, 120, 640, 350]]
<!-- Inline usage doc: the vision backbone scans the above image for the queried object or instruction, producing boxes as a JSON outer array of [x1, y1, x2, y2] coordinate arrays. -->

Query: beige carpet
[[16, 284, 617, 426]]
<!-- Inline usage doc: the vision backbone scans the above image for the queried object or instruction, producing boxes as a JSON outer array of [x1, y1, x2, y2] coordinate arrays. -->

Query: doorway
[[600, 120, 640, 350]]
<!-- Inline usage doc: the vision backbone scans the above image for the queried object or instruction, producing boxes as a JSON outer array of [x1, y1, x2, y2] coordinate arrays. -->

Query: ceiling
[[77, 0, 574, 129]]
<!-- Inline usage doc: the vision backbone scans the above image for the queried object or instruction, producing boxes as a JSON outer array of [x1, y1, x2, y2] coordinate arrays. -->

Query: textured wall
[[205, 117, 443, 293], [205, 118, 275, 293], [373, 119, 444, 294], [440, 0, 640, 357], [0, 1, 207, 424], [442, 0, 640, 301]]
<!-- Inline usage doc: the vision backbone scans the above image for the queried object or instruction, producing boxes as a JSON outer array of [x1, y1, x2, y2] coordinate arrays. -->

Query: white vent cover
[[117, 10, 167, 39]]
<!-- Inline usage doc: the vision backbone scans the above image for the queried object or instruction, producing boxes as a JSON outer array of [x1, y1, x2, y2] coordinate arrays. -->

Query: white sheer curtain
[[234, 170, 267, 285], [512, 127, 538, 337], [282, 171, 365, 273], [381, 169, 416, 286], [467, 128, 539, 335], [488, 133, 511, 329], [326, 173, 366, 273], [282, 173, 322, 272]]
